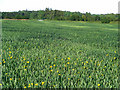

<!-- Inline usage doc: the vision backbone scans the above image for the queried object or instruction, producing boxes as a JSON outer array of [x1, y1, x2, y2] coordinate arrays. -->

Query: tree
[[37, 10, 45, 19], [1, 9, 118, 22], [70, 14, 80, 21], [95, 15, 100, 21], [82, 14, 87, 21], [101, 16, 110, 23], [85, 12, 91, 21], [30, 11, 38, 19]]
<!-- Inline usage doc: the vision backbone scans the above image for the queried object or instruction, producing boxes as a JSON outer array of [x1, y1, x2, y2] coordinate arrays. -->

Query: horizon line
[[0, 9, 118, 15]]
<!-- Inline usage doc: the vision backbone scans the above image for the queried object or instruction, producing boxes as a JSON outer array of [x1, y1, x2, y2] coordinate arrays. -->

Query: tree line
[[1, 8, 119, 23]]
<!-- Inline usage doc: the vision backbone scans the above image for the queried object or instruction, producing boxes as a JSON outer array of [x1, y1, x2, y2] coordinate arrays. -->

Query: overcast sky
[[0, 0, 119, 14]]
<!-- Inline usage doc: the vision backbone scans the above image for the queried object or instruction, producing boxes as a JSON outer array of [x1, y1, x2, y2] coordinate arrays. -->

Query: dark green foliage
[[1, 8, 118, 22], [70, 14, 80, 21], [101, 17, 110, 23], [118, 14, 120, 21], [95, 15, 100, 21]]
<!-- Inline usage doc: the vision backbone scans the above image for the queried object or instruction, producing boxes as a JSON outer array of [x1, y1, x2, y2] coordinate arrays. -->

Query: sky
[[0, 0, 119, 14]]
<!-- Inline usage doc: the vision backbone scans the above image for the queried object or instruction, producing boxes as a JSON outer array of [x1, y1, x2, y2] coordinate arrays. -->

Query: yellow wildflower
[[106, 54, 109, 56], [114, 51, 116, 53], [67, 62, 69, 64], [3, 61, 5, 63], [50, 66, 52, 68], [98, 84, 100, 87], [31, 83, 33, 85], [35, 83, 38, 86], [24, 86, 26, 88], [101, 60, 103, 62], [28, 85, 31, 88], [10, 56, 12, 59], [57, 70, 59, 73], [50, 70, 53, 72], [68, 57, 70, 60], [68, 78, 70, 80], [72, 69, 74, 71], [0, 62, 1, 64], [89, 76, 91, 78], [9, 51, 11, 53], [53, 64, 55, 67], [27, 61, 29, 63], [10, 78, 12, 80], [24, 69, 27, 71], [0, 83, 2, 86], [58, 74, 61, 75], [86, 61, 88, 63], [61, 59, 63, 60], [114, 57, 116, 59], [42, 82, 45, 85]]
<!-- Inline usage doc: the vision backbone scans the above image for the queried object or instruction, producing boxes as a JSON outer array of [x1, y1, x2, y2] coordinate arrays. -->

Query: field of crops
[[1, 20, 119, 88]]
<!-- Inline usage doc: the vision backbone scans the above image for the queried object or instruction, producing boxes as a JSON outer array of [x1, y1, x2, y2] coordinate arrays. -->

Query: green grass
[[1, 20, 119, 88]]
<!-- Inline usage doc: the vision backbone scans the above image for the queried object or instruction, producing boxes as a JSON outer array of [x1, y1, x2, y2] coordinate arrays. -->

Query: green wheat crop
[[1, 20, 119, 88]]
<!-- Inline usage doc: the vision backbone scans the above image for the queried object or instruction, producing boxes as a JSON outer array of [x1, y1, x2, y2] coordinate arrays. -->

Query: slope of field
[[2, 20, 119, 88]]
